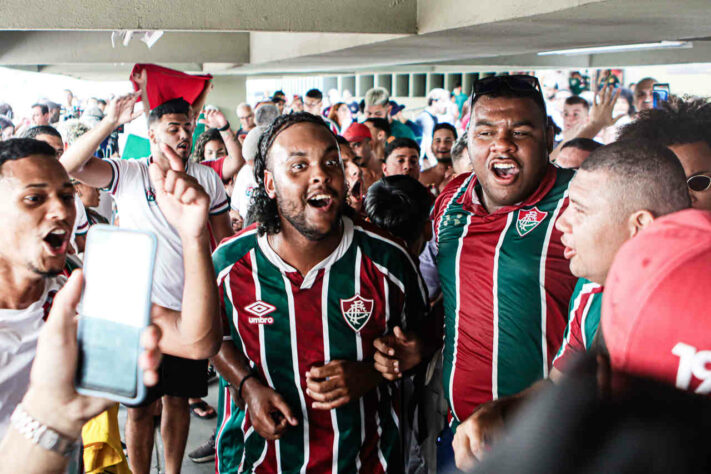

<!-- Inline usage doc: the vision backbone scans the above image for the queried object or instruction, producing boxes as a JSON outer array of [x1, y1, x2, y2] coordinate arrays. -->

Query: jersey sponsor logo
[[516, 207, 548, 237], [244, 301, 277, 325], [340, 294, 374, 333]]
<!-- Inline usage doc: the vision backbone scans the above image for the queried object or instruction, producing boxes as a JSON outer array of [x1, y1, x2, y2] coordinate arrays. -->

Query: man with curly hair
[[209, 112, 431, 473], [617, 96, 711, 211]]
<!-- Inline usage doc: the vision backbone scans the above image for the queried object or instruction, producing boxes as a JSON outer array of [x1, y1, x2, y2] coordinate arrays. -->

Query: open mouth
[[176, 142, 189, 151], [43, 228, 69, 256], [350, 180, 363, 201], [307, 193, 334, 210], [490, 159, 521, 184]]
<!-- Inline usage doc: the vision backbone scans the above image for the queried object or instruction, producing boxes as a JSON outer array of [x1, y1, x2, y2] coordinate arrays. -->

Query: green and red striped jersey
[[552, 278, 604, 372], [432, 165, 577, 424], [212, 216, 428, 473]]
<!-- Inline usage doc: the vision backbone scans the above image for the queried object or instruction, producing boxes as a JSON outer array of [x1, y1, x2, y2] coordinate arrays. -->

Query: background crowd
[[1, 64, 711, 474]]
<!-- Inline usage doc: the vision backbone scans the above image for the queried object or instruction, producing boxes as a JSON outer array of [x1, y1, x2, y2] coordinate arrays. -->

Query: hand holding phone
[[75, 225, 158, 404]]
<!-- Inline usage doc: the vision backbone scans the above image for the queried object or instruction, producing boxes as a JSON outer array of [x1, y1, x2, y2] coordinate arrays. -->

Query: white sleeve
[[73, 195, 89, 236], [102, 158, 141, 199]]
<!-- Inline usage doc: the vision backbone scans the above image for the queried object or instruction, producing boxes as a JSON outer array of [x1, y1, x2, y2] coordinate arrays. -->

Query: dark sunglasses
[[469, 75, 545, 111], [687, 174, 711, 192]]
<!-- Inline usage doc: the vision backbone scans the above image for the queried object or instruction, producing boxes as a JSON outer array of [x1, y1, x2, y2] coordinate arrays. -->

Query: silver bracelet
[[10, 404, 79, 457]]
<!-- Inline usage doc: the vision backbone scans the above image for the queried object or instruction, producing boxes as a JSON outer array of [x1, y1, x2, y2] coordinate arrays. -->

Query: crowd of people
[[1, 64, 711, 474]]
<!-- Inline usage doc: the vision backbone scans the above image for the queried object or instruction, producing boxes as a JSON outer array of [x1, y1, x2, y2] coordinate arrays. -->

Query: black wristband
[[238, 372, 256, 400], [217, 122, 231, 132]]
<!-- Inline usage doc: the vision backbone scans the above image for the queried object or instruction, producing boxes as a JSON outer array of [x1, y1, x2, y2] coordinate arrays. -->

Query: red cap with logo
[[602, 208, 711, 393], [342, 123, 372, 144]]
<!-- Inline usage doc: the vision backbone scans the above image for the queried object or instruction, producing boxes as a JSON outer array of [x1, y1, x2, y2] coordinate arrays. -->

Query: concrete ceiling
[[2, 0, 711, 80]]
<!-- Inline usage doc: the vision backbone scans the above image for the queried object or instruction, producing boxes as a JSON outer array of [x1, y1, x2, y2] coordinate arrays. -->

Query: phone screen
[[76, 226, 156, 402], [653, 83, 670, 109]]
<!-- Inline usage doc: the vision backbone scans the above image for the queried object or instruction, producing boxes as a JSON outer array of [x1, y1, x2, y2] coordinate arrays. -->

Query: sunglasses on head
[[687, 174, 711, 192]]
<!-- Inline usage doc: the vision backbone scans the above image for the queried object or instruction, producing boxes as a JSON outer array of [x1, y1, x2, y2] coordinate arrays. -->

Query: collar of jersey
[[458, 163, 558, 216], [256, 216, 354, 290]]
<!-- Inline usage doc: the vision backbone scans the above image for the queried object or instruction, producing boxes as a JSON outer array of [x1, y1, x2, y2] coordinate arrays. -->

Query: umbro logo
[[245, 301, 276, 325]]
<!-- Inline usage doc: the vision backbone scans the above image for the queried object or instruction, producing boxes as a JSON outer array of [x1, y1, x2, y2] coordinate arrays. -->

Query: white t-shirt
[[105, 157, 229, 310], [230, 164, 257, 221], [0, 276, 65, 439], [73, 194, 89, 238]]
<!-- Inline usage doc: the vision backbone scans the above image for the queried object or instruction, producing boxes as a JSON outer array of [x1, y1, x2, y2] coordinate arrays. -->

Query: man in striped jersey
[[432, 75, 577, 431], [210, 112, 429, 473], [452, 139, 691, 470]]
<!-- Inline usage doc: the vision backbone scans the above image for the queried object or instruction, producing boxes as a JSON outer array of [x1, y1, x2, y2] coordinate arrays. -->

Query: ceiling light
[[538, 41, 692, 56]]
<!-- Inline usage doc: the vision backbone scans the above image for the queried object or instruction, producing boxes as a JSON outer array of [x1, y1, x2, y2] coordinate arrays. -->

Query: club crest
[[340, 295, 374, 333], [516, 207, 548, 237]]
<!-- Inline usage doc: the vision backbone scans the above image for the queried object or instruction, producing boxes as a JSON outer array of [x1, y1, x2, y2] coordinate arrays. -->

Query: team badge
[[340, 295, 374, 333], [516, 207, 548, 237], [245, 301, 276, 325], [146, 187, 156, 203]]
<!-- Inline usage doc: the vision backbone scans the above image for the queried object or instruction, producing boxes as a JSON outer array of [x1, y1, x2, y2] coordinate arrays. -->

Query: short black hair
[[365, 175, 433, 247], [365, 118, 391, 137], [252, 112, 336, 236], [580, 139, 690, 219], [0, 103, 13, 119], [22, 125, 62, 141], [561, 138, 603, 153], [305, 89, 323, 100], [433, 122, 457, 139], [385, 137, 420, 159], [617, 97, 711, 148], [564, 95, 590, 110], [148, 98, 191, 125], [0, 138, 56, 174], [32, 103, 49, 115]]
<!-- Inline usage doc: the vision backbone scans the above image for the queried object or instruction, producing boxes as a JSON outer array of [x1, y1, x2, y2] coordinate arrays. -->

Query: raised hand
[[103, 92, 143, 127], [199, 108, 229, 131], [589, 85, 625, 129], [241, 379, 298, 440], [148, 143, 209, 240], [373, 326, 424, 380], [306, 360, 382, 410]]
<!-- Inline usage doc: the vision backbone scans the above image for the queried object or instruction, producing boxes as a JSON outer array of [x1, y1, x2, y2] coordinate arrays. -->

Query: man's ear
[[264, 169, 276, 199], [546, 124, 555, 153], [148, 126, 157, 144], [627, 209, 655, 238], [381, 161, 388, 176]]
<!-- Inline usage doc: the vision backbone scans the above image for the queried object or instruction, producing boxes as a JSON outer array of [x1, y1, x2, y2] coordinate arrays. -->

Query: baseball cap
[[602, 208, 711, 392], [389, 100, 405, 116], [343, 123, 372, 143]]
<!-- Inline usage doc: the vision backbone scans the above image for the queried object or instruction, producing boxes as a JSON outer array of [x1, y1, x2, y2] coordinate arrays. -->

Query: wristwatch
[[10, 404, 80, 457]]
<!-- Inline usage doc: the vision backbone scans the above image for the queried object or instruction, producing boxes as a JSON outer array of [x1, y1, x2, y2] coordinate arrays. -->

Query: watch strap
[[11, 404, 79, 457]]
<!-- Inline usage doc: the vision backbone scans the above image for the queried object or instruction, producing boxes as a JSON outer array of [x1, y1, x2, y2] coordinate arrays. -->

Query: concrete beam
[[1, 0, 417, 34], [0, 31, 249, 65]]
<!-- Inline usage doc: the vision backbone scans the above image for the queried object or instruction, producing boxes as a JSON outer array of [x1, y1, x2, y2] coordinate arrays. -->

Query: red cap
[[130, 63, 212, 110], [342, 122, 372, 143], [602, 208, 711, 393]]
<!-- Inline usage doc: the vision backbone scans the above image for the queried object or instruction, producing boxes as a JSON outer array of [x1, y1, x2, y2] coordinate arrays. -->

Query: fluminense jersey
[[432, 165, 577, 423], [212, 217, 428, 473], [552, 278, 604, 372], [104, 157, 229, 310]]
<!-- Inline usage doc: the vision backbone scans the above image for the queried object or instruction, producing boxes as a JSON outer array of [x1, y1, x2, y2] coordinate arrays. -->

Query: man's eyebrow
[[25, 183, 49, 188], [570, 197, 587, 209], [512, 120, 535, 127], [287, 151, 308, 158], [474, 120, 495, 127]]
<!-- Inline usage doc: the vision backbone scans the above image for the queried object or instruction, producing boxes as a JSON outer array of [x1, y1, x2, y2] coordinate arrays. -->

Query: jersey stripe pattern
[[212, 217, 427, 473], [433, 165, 577, 424], [552, 278, 604, 372]]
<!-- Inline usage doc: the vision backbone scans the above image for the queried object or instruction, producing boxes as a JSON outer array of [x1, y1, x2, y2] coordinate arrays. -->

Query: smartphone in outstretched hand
[[75, 225, 157, 404]]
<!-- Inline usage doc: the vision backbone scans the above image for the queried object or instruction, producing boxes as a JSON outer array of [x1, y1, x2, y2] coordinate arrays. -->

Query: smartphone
[[75, 225, 157, 404], [653, 83, 670, 109]]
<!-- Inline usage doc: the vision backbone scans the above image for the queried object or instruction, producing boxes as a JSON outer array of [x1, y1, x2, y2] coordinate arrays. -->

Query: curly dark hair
[[191, 128, 224, 163], [251, 112, 336, 236], [617, 96, 711, 147]]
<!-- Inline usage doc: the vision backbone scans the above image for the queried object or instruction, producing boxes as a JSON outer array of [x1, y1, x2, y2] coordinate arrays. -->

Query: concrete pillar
[[208, 75, 247, 126]]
